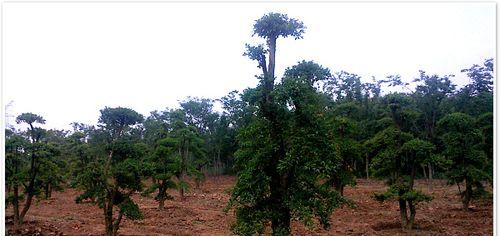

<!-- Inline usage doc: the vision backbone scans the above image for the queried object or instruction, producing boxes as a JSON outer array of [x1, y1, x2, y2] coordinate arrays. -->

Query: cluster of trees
[[5, 98, 238, 236], [225, 13, 493, 234], [5, 12, 493, 236]]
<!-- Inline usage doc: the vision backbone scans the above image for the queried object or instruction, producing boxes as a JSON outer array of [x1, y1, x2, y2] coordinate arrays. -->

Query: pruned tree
[[6, 113, 53, 226], [326, 117, 362, 196], [75, 107, 144, 236], [367, 128, 434, 230], [437, 112, 489, 210], [228, 13, 346, 235], [412, 71, 455, 191], [5, 129, 30, 226], [143, 137, 178, 209], [167, 109, 206, 199]]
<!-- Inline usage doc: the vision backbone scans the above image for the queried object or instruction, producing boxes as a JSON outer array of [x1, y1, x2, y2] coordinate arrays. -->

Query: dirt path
[[6, 176, 492, 235]]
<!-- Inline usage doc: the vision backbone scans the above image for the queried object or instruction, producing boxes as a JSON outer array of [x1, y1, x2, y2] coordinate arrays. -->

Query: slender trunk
[[179, 138, 187, 201], [271, 205, 290, 236], [267, 37, 276, 81], [180, 185, 185, 200], [399, 200, 408, 229], [159, 198, 165, 210], [45, 183, 50, 199], [158, 184, 165, 210], [427, 163, 433, 192], [409, 166, 416, 190], [463, 178, 473, 211], [333, 176, 344, 196], [19, 186, 34, 222], [457, 182, 462, 195], [103, 148, 116, 236], [365, 154, 369, 179], [112, 210, 124, 236], [217, 148, 221, 175], [407, 200, 416, 230], [104, 198, 114, 236], [422, 164, 427, 179], [213, 155, 217, 176], [12, 185, 20, 226], [19, 150, 38, 222]]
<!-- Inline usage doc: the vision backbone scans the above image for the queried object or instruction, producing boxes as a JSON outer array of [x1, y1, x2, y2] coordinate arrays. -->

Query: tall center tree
[[228, 13, 344, 235], [241, 13, 304, 234]]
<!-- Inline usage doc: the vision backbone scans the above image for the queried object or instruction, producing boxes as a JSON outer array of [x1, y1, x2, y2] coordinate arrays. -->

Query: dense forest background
[[5, 13, 493, 236]]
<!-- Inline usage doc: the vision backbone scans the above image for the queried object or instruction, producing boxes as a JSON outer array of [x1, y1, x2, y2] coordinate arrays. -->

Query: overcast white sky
[[3, 2, 496, 130]]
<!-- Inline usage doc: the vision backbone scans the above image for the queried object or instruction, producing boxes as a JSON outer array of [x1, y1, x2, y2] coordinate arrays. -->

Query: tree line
[[5, 12, 493, 236]]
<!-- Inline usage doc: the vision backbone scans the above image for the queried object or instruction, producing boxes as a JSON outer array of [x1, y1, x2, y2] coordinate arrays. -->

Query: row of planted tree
[[6, 13, 493, 236]]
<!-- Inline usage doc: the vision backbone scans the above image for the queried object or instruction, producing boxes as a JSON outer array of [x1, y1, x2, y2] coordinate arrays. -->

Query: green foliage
[[437, 112, 489, 207], [253, 12, 305, 40], [4, 13, 493, 235], [325, 117, 361, 194], [6, 113, 65, 225], [16, 113, 46, 126], [229, 14, 346, 234], [74, 107, 144, 235], [460, 58, 493, 95], [366, 127, 413, 180], [5, 131, 30, 191], [373, 184, 432, 204], [323, 71, 363, 102], [98, 107, 143, 130], [119, 197, 143, 220], [284, 60, 331, 86]]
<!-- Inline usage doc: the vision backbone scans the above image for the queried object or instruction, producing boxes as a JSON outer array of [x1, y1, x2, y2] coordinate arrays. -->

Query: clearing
[[6, 176, 492, 235]]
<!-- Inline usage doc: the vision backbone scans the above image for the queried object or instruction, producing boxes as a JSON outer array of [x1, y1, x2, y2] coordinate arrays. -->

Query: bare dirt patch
[[6, 177, 492, 235]]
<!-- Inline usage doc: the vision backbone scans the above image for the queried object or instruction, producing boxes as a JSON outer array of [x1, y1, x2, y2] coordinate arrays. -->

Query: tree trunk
[[407, 200, 416, 230], [422, 164, 427, 180], [427, 163, 433, 192], [159, 198, 165, 210], [267, 37, 277, 80], [19, 151, 39, 222], [365, 154, 369, 179], [48, 184, 52, 198], [462, 178, 473, 211], [19, 191, 34, 223], [195, 178, 200, 189], [112, 211, 124, 236], [12, 185, 21, 226], [333, 177, 344, 196], [399, 200, 408, 229], [217, 148, 221, 175], [179, 139, 188, 201], [271, 205, 291, 235], [158, 185, 165, 210], [213, 154, 217, 176], [45, 183, 50, 199], [104, 199, 114, 236], [409, 166, 416, 190], [180, 187, 185, 200]]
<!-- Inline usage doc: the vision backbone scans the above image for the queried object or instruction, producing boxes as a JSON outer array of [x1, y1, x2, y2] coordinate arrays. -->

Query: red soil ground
[[6, 176, 492, 235]]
